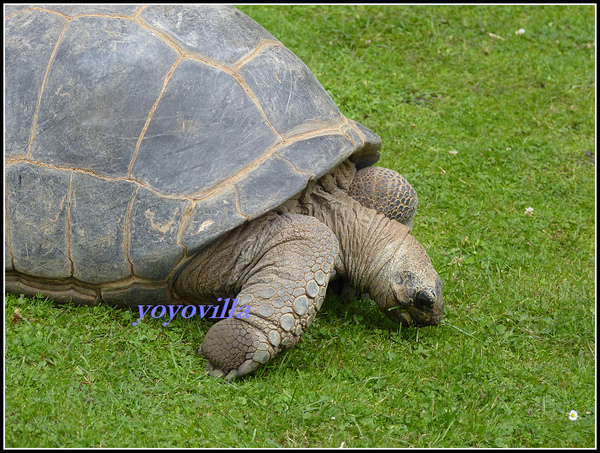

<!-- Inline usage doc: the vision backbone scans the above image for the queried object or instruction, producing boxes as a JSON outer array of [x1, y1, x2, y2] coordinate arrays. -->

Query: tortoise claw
[[198, 318, 274, 381], [203, 355, 262, 382]]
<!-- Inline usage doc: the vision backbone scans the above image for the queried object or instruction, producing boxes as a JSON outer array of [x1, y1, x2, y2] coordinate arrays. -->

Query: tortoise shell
[[4, 5, 381, 305]]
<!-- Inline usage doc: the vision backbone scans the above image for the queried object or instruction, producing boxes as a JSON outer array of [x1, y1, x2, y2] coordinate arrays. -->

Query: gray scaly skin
[[349, 166, 419, 231], [173, 160, 443, 381]]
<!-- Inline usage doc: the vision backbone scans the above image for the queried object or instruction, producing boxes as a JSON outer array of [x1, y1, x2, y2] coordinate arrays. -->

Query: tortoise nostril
[[414, 290, 435, 312]]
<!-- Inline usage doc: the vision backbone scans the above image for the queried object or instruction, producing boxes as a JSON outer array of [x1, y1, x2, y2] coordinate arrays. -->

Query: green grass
[[5, 5, 595, 448]]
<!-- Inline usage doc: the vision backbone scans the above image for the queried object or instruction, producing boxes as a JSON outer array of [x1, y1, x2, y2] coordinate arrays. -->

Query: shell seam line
[[233, 39, 282, 72], [124, 186, 142, 276], [128, 56, 183, 177], [232, 185, 250, 221], [133, 15, 186, 58], [231, 40, 285, 139], [4, 158, 192, 202], [133, 5, 148, 19], [27, 19, 70, 160], [173, 119, 352, 204], [66, 170, 75, 277], [338, 117, 358, 147], [175, 200, 195, 255], [231, 73, 282, 141], [8, 7, 70, 20], [26, 8, 135, 20], [4, 8, 32, 20], [274, 155, 313, 179]]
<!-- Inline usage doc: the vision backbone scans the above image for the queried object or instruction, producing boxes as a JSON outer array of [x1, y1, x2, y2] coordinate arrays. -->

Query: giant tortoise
[[5, 5, 443, 381]]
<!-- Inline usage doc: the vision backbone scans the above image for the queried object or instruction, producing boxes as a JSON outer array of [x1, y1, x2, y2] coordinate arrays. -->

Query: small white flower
[[331, 416, 336, 420], [515, 29, 526, 35], [525, 207, 534, 215], [449, 150, 458, 155], [569, 410, 579, 421]]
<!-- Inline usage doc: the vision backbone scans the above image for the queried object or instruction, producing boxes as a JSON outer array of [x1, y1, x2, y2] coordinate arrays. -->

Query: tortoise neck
[[306, 166, 410, 293]]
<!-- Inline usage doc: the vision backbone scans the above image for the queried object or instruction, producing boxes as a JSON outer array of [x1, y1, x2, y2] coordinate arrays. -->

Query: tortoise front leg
[[198, 213, 338, 381], [348, 166, 418, 231]]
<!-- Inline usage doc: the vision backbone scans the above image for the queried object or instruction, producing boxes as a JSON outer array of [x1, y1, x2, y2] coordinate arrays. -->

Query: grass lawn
[[4, 5, 595, 447]]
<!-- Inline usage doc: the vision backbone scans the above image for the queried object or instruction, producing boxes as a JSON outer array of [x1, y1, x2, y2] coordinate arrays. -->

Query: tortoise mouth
[[385, 305, 443, 327]]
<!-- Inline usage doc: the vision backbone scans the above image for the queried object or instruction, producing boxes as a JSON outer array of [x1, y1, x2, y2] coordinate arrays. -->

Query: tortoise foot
[[198, 318, 275, 382]]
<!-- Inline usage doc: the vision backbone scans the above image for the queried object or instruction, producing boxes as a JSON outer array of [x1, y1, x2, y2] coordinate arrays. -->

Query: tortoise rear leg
[[348, 166, 418, 231], [198, 214, 338, 381]]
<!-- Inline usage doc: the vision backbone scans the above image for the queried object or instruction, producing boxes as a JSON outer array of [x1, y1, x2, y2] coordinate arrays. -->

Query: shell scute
[[131, 58, 278, 197], [5, 10, 66, 157], [70, 172, 136, 284], [30, 16, 178, 178], [5, 162, 71, 278]]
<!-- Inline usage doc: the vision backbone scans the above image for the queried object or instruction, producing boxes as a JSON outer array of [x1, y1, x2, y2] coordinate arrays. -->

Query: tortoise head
[[370, 232, 444, 327]]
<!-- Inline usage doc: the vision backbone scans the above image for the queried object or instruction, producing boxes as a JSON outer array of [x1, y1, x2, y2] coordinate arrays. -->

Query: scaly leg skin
[[348, 166, 418, 231], [198, 214, 339, 382]]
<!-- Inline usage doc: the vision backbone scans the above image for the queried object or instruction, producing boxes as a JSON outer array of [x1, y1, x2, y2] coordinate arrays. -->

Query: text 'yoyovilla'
[[132, 298, 249, 326]]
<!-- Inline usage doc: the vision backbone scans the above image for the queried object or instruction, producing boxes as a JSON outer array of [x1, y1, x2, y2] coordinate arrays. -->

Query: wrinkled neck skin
[[285, 160, 409, 293], [316, 194, 409, 294]]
